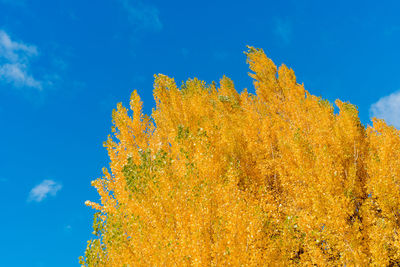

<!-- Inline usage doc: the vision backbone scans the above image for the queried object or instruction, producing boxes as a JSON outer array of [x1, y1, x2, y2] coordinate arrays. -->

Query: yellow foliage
[[80, 47, 400, 266]]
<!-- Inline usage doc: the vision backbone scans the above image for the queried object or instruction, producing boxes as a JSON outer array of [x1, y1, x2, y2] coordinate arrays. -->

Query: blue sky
[[1, 0, 400, 266]]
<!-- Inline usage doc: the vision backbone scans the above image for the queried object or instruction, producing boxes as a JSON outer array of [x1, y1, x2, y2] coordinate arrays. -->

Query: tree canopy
[[80, 47, 400, 266]]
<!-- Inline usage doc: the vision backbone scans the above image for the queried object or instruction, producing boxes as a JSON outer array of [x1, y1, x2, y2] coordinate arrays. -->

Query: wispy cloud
[[0, 30, 42, 90], [0, 0, 26, 7], [213, 51, 229, 61], [274, 18, 292, 44], [28, 179, 62, 202], [181, 48, 189, 58], [64, 224, 72, 233], [370, 91, 400, 129], [120, 0, 162, 32]]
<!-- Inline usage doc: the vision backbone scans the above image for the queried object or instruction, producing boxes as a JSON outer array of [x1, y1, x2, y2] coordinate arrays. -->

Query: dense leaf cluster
[[81, 47, 400, 266]]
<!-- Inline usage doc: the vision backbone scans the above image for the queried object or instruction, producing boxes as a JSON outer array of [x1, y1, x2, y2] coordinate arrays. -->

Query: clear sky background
[[1, 0, 400, 266]]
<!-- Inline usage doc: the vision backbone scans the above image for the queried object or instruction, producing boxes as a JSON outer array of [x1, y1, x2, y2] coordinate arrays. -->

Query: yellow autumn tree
[[80, 47, 400, 266]]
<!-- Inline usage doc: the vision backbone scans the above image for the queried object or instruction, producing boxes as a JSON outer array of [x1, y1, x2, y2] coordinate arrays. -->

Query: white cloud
[[28, 179, 62, 202], [370, 91, 400, 129], [120, 0, 163, 32], [0, 30, 42, 90]]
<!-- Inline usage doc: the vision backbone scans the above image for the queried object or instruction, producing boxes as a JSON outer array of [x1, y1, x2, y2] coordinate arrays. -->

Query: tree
[[80, 47, 400, 266]]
